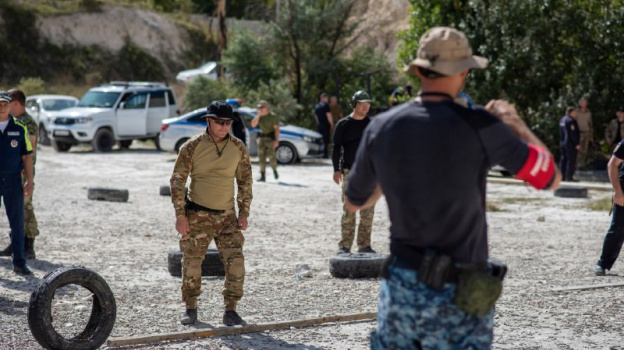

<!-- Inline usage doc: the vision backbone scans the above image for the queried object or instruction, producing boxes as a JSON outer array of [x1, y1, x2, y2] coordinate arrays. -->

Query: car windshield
[[77, 91, 121, 108], [199, 62, 217, 72], [41, 99, 77, 111]]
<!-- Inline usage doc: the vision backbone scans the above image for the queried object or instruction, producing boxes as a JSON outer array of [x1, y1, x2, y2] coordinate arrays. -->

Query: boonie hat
[[618, 106, 624, 113], [0, 91, 12, 104], [205, 100, 234, 119], [257, 100, 269, 109], [404, 26, 488, 76]]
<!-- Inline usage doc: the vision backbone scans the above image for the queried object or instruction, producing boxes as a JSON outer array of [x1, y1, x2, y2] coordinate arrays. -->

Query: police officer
[[345, 27, 560, 348], [250, 100, 279, 181], [0, 89, 38, 259], [559, 107, 580, 181], [171, 101, 253, 326], [0, 91, 34, 275], [332, 90, 375, 254]]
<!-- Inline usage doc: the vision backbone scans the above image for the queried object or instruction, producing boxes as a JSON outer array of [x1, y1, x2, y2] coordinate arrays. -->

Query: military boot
[[25, 238, 36, 260], [223, 310, 247, 326], [273, 169, 279, 180], [258, 172, 266, 182], [180, 308, 197, 325], [0, 243, 12, 257]]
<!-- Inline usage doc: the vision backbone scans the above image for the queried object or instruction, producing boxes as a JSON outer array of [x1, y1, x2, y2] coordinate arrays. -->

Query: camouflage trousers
[[339, 169, 375, 250], [23, 177, 39, 239], [258, 137, 277, 173], [180, 209, 245, 311], [577, 131, 592, 168], [370, 257, 494, 350]]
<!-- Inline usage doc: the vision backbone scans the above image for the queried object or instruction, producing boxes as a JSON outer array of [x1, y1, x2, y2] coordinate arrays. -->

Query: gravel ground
[[0, 143, 623, 350]]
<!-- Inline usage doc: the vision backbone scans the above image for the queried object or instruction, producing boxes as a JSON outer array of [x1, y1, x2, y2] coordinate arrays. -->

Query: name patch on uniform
[[7, 131, 19, 136], [10, 139, 18, 148]]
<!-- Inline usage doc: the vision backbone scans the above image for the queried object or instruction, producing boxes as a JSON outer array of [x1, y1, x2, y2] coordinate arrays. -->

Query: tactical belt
[[258, 131, 275, 139], [185, 199, 225, 215]]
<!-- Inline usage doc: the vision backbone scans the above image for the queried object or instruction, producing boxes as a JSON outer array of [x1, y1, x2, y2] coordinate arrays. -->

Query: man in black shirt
[[345, 27, 561, 348], [314, 93, 332, 158], [559, 107, 580, 181], [332, 90, 375, 254], [594, 138, 624, 275]]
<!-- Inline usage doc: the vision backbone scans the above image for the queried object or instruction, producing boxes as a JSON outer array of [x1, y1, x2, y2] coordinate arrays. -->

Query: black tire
[[91, 128, 115, 152], [51, 139, 72, 152], [175, 138, 189, 153], [554, 186, 588, 198], [87, 187, 129, 202], [39, 124, 51, 146], [28, 266, 116, 350], [118, 140, 132, 149], [168, 249, 225, 277], [275, 142, 298, 165], [329, 253, 388, 279], [159, 185, 171, 196]]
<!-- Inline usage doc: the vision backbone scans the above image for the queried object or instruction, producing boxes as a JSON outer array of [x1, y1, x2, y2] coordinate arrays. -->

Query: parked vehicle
[[159, 106, 324, 164], [25, 95, 79, 146], [48, 81, 179, 152], [176, 61, 218, 83]]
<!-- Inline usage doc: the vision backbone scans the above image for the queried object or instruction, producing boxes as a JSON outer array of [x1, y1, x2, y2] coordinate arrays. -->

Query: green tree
[[184, 76, 234, 111], [398, 0, 624, 156]]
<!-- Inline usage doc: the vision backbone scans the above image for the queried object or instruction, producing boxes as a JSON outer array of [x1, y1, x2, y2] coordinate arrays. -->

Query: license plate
[[54, 130, 70, 136]]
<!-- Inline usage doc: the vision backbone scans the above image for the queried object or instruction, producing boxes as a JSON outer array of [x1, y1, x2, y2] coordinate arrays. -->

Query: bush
[[184, 76, 233, 112], [17, 77, 46, 96], [245, 79, 303, 127]]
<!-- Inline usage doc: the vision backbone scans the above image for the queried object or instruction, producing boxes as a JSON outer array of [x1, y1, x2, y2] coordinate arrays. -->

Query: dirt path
[[0, 144, 622, 349]]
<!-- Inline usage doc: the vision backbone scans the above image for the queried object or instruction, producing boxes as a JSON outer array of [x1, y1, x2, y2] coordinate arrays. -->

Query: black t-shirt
[[314, 102, 331, 129], [346, 100, 530, 264], [613, 139, 624, 181], [332, 115, 371, 172]]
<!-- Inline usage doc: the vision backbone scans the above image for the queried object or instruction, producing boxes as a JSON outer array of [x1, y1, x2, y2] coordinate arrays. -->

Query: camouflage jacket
[[15, 112, 38, 164], [170, 131, 253, 218]]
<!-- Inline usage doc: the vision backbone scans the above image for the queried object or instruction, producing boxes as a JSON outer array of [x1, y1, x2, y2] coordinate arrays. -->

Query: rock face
[[34, 1, 411, 73]]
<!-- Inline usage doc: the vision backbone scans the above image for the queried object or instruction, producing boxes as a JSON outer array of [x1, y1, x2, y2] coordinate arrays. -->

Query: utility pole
[[216, 0, 227, 79]]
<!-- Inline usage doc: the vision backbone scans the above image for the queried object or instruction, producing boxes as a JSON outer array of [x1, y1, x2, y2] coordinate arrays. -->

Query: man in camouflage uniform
[[605, 106, 624, 153], [332, 90, 376, 254], [170, 101, 253, 326], [250, 100, 279, 181], [0, 89, 38, 259]]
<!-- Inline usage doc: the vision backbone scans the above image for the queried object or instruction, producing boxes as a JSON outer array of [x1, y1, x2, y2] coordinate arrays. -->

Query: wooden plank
[[107, 312, 377, 347], [551, 282, 624, 292], [487, 177, 612, 191]]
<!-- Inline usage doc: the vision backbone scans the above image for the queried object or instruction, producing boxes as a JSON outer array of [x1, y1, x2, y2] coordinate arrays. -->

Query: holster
[[454, 258, 507, 317]]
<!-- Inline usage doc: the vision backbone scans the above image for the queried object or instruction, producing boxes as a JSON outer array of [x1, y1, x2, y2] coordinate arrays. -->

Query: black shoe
[[223, 311, 247, 326], [180, 308, 197, 325], [0, 243, 11, 257], [337, 246, 350, 255], [594, 265, 606, 276], [258, 172, 266, 182], [25, 238, 35, 260], [273, 169, 279, 180], [357, 246, 376, 254], [13, 265, 33, 276]]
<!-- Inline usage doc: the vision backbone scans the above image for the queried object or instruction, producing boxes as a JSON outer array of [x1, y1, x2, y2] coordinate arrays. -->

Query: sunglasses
[[208, 117, 234, 126]]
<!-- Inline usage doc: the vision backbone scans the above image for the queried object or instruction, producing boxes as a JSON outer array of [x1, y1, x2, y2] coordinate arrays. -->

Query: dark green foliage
[[184, 76, 233, 111], [399, 0, 624, 155], [191, 0, 275, 20], [113, 40, 165, 81]]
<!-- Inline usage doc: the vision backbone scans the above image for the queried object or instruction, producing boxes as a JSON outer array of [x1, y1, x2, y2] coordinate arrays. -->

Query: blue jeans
[[0, 174, 26, 268], [370, 257, 494, 350]]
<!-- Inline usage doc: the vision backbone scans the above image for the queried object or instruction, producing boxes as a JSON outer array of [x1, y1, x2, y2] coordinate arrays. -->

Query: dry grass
[[587, 195, 613, 212]]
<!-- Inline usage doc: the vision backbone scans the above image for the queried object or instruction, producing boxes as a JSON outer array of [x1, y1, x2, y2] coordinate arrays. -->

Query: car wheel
[[38, 124, 51, 146], [329, 253, 388, 279], [175, 138, 189, 153], [91, 128, 115, 152], [28, 266, 116, 350], [51, 139, 72, 152], [275, 142, 298, 165]]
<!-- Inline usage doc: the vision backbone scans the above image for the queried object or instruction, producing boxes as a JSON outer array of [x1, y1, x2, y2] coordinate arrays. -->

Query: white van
[[48, 82, 178, 152]]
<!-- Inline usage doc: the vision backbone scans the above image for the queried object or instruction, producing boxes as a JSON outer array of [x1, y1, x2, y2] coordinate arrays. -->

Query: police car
[[159, 106, 324, 164]]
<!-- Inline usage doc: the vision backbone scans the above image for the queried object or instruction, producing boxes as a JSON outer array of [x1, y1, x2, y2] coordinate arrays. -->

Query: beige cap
[[257, 100, 269, 108], [404, 26, 488, 76]]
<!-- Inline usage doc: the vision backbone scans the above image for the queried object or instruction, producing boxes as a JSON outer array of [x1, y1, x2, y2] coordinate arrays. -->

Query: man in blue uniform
[[0, 91, 34, 275], [345, 27, 561, 349], [314, 93, 333, 158], [559, 107, 580, 181]]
